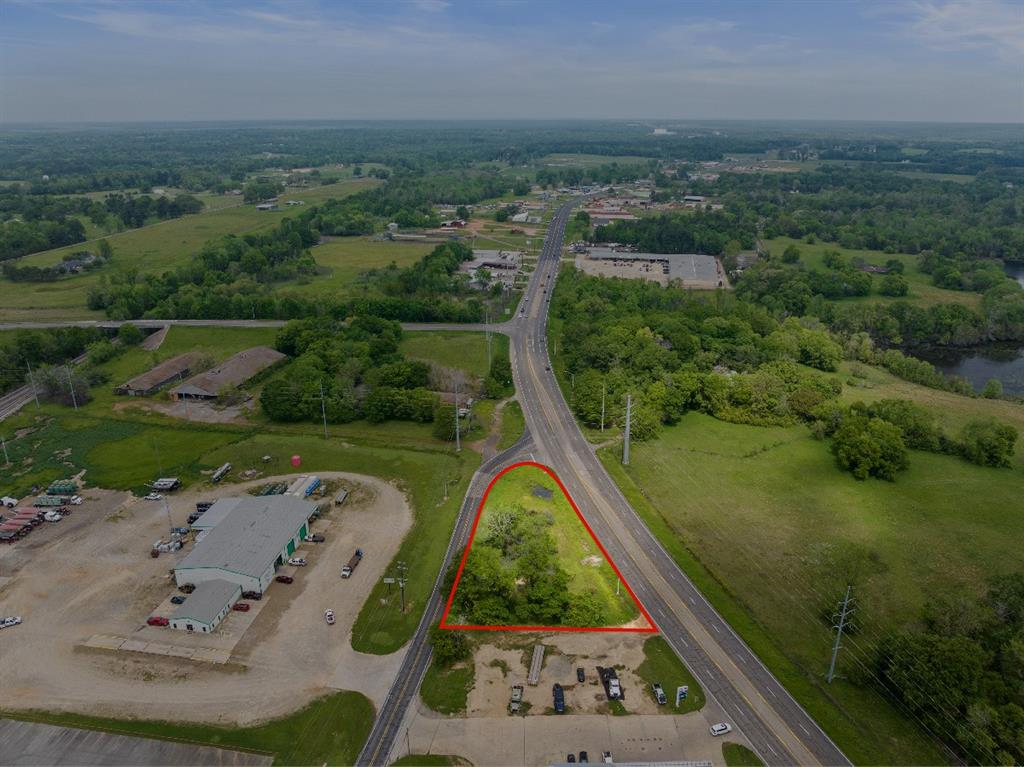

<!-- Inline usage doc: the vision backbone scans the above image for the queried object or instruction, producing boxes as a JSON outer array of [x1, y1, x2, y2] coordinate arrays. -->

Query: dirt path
[[0, 472, 412, 726], [469, 397, 514, 460]]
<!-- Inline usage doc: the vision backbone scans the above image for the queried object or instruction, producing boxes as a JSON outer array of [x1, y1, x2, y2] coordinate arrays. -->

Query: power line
[[827, 586, 855, 684]]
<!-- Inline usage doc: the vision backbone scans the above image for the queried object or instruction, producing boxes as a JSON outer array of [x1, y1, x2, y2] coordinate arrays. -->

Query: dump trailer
[[341, 548, 363, 578]]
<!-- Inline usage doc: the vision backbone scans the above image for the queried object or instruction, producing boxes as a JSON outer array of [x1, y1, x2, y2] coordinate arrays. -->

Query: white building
[[169, 579, 241, 634]]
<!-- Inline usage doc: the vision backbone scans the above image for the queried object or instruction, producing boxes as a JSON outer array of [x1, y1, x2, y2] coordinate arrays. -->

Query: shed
[[169, 579, 241, 633]]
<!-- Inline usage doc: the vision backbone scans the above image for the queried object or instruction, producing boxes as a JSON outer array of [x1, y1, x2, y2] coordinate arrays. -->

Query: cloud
[[899, 0, 1024, 59]]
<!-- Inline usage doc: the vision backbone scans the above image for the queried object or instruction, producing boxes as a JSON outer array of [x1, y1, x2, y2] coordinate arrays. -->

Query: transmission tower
[[827, 585, 856, 684]]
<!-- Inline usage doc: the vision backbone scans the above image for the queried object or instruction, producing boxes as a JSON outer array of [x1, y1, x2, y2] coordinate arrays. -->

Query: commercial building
[[459, 249, 523, 289], [116, 352, 202, 396], [170, 346, 285, 401], [168, 579, 241, 633], [175, 495, 316, 594], [575, 247, 724, 288]]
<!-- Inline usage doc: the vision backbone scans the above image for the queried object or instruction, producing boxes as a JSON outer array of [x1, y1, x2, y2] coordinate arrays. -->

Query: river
[[1006, 262, 1024, 288]]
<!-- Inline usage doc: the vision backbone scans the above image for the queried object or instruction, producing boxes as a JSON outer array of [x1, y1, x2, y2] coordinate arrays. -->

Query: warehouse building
[[170, 346, 285, 401], [169, 579, 241, 633], [116, 352, 202, 396], [174, 495, 316, 595]]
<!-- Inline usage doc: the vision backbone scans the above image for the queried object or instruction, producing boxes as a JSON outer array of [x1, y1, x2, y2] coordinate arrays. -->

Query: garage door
[[300, 523, 308, 538], [287, 539, 295, 555]]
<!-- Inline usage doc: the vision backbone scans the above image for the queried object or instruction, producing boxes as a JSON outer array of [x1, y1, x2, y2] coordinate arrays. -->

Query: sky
[[1, 0, 1021, 124]]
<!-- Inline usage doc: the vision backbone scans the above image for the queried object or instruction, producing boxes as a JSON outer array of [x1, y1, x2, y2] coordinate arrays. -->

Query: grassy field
[[0, 691, 373, 766], [497, 400, 525, 450], [723, 742, 765, 767], [459, 463, 640, 627], [392, 755, 469, 766], [634, 636, 705, 714], [602, 400, 1024, 764], [420, 661, 475, 715], [277, 237, 433, 297], [0, 179, 377, 320], [764, 236, 981, 309], [399, 331, 510, 380]]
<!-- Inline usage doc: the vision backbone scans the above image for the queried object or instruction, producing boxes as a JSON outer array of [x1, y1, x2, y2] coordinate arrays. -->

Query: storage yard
[[0, 472, 412, 725]]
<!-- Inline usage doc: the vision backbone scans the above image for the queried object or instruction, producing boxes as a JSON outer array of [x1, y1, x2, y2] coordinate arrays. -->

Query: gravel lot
[[0, 472, 411, 726]]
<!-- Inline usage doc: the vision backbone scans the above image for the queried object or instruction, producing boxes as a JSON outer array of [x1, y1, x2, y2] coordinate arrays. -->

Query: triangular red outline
[[439, 460, 658, 633]]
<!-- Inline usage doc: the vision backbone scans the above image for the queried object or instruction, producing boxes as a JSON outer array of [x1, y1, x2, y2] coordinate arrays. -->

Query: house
[[255, 202, 278, 211], [440, 219, 467, 228], [116, 352, 202, 396], [170, 347, 285, 402]]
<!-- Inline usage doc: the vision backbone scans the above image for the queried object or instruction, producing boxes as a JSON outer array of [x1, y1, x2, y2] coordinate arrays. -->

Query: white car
[[324, 609, 335, 625], [44, 511, 63, 522], [70, 495, 83, 505], [0, 616, 22, 629], [144, 493, 162, 501], [709, 723, 733, 737], [288, 557, 307, 567]]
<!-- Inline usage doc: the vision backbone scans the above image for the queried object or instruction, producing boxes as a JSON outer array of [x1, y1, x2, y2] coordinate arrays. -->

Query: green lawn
[[497, 400, 525, 450], [764, 236, 981, 309], [399, 331, 509, 380], [0, 179, 377, 321], [635, 636, 705, 714], [277, 237, 433, 297], [722, 742, 765, 767], [0, 691, 373, 767], [458, 463, 640, 627], [420, 661, 475, 715], [602, 406, 1024, 765]]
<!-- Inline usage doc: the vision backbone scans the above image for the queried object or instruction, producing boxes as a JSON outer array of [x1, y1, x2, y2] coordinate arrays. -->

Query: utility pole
[[65, 366, 79, 410], [25, 362, 40, 410], [397, 560, 408, 613], [454, 378, 461, 453], [601, 381, 606, 433], [622, 393, 632, 465], [318, 380, 328, 439], [1, 435, 9, 466], [827, 586, 855, 684], [485, 309, 492, 369]]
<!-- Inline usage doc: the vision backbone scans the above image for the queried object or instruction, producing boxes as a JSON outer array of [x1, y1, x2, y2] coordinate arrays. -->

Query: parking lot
[[0, 472, 412, 726]]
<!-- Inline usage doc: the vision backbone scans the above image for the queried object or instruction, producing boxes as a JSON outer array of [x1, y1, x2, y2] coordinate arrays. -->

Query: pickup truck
[[341, 548, 363, 578], [509, 684, 523, 713]]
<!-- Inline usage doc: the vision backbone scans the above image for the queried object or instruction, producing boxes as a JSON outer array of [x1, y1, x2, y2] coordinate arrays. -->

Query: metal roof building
[[175, 495, 315, 595], [116, 352, 202, 397], [170, 346, 285, 401], [169, 579, 241, 634]]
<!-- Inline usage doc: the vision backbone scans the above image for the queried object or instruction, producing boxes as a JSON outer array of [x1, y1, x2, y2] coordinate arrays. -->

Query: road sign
[[382, 578, 396, 584], [676, 685, 689, 706]]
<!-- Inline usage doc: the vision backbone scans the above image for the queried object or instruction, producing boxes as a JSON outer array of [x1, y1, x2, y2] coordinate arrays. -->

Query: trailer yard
[[0, 472, 412, 725]]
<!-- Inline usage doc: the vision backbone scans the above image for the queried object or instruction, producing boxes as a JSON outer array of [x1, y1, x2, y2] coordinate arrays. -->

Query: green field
[[602, 394, 1024, 764], [455, 463, 641, 627], [764, 236, 981, 309], [0, 691, 373, 766], [420, 661, 475, 715], [399, 331, 509, 380], [497, 400, 525, 450], [635, 636, 705, 714], [0, 179, 377, 320], [723, 742, 765, 767], [278, 237, 433, 296]]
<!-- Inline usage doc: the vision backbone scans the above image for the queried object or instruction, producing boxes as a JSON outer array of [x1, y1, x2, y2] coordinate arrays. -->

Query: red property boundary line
[[439, 460, 658, 633]]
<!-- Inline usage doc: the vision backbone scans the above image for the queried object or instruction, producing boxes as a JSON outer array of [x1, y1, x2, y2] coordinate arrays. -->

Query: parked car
[[652, 682, 667, 705], [186, 513, 200, 524], [324, 609, 335, 625], [44, 511, 62, 522], [242, 590, 262, 600], [70, 495, 83, 505], [709, 723, 733, 737], [552, 683, 565, 714], [0, 616, 22, 629], [170, 595, 186, 605], [602, 751, 613, 763], [232, 602, 250, 612], [179, 583, 196, 594], [576, 667, 585, 683], [275, 575, 294, 584], [303, 534, 325, 543], [287, 557, 307, 566], [146, 616, 169, 627], [579, 752, 589, 763], [567, 755, 576, 764], [144, 493, 163, 501]]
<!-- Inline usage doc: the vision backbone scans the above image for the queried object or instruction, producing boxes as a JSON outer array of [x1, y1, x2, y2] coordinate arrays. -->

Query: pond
[[913, 343, 1024, 396], [1005, 261, 1024, 288]]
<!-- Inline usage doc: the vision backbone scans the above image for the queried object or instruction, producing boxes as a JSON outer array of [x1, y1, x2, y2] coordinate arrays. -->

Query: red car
[[275, 575, 294, 584], [147, 616, 169, 627], [232, 602, 251, 612]]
